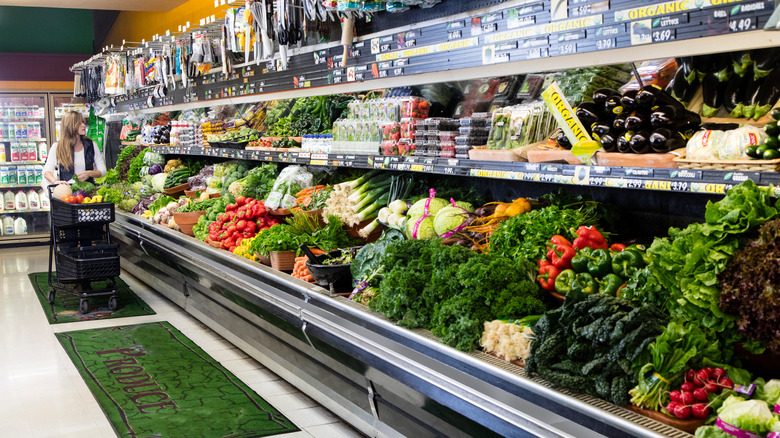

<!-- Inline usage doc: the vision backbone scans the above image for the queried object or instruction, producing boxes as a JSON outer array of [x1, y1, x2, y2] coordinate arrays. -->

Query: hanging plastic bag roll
[[341, 16, 354, 68]]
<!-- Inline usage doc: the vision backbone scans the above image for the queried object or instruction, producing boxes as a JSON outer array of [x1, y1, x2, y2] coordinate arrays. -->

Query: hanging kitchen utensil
[[277, 0, 289, 69], [340, 14, 354, 68]]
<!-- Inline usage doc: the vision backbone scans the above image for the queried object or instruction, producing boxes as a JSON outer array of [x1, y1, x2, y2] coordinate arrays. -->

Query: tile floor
[[0, 246, 365, 438]]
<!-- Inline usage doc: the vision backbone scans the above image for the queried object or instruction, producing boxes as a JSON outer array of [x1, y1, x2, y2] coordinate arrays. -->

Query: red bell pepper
[[537, 264, 561, 291], [235, 196, 246, 206], [573, 226, 608, 250], [610, 243, 626, 252], [550, 235, 573, 247], [547, 242, 575, 270]]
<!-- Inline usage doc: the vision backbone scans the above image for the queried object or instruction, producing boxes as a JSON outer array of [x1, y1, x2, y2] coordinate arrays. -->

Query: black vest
[[59, 137, 95, 184]]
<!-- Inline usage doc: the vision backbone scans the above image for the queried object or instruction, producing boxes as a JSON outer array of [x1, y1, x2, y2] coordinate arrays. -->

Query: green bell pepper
[[598, 273, 624, 296], [554, 269, 577, 295], [571, 272, 598, 295], [611, 249, 645, 278], [571, 247, 593, 273], [626, 244, 653, 265], [572, 247, 612, 277]]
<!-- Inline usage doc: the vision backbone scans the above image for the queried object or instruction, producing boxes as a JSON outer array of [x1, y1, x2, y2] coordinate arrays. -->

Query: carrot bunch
[[292, 257, 315, 283], [295, 185, 327, 209]]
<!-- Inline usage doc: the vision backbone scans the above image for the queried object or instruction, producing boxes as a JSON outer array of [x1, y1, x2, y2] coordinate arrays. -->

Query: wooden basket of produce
[[206, 238, 222, 248], [163, 183, 190, 198], [595, 149, 683, 169], [270, 250, 296, 271], [625, 406, 705, 433], [674, 156, 780, 172], [172, 211, 206, 236], [184, 190, 220, 199], [253, 252, 272, 266]]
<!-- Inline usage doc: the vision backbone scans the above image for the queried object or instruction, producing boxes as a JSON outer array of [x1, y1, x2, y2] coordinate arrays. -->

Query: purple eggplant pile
[[564, 86, 701, 154], [669, 49, 780, 120]]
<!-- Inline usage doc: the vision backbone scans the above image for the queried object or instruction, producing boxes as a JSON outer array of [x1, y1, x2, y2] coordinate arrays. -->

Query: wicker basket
[[674, 156, 780, 172], [270, 250, 296, 271], [254, 252, 272, 266], [172, 211, 206, 236]]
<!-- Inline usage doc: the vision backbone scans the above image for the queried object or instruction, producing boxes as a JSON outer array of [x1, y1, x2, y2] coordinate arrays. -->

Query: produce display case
[[110, 210, 696, 438]]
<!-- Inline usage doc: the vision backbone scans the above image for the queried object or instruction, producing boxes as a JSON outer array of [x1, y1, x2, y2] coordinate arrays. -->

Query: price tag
[[729, 16, 757, 32], [596, 38, 616, 50], [670, 181, 689, 192], [669, 169, 702, 180], [652, 28, 676, 43], [557, 42, 577, 56]]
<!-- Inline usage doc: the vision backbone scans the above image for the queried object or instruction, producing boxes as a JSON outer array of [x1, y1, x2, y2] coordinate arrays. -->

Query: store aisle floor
[[0, 246, 365, 438]]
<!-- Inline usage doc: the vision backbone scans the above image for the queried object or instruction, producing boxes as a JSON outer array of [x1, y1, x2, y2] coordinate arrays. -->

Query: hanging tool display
[[340, 14, 354, 68]]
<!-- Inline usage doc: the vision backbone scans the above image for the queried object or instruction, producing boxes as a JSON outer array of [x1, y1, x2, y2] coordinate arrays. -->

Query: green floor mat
[[28, 272, 156, 323], [56, 321, 300, 438]]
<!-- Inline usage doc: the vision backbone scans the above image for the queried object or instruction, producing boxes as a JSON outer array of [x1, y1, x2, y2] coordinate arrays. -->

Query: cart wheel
[[108, 297, 117, 311], [79, 300, 89, 314], [48, 290, 55, 304]]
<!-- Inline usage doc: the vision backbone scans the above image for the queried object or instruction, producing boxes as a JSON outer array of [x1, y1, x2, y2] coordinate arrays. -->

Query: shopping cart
[[47, 186, 119, 314]]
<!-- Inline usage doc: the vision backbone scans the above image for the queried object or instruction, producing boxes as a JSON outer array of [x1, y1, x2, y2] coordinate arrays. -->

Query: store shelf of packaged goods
[[0, 233, 49, 245], [0, 185, 43, 189], [0, 117, 45, 122], [150, 145, 780, 197], [0, 161, 44, 165], [0, 209, 49, 214], [109, 209, 692, 438]]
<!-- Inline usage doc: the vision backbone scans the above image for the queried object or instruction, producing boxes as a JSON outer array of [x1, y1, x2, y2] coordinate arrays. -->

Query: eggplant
[[629, 130, 652, 154], [752, 67, 780, 120], [604, 95, 624, 115], [625, 110, 651, 132], [591, 123, 612, 140], [681, 77, 700, 108], [670, 66, 689, 102], [742, 73, 766, 119], [649, 128, 686, 153], [691, 54, 718, 81], [556, 130, 572, 149], [731, 51, 753, 77], [620, 90, 640, 112], [612, 113, 629, 133], [679, 57, 696, 85], [600, 132, 618, 152], [575, 102, 602, 127], [702, 73, 723, 118], [724, 68, 751, 116], [637, 84, 685, 111], [751, 47, 780, 79], [592, 88, 621, 107], [651, 105, 702, 129], [616, 133, 632, 153]]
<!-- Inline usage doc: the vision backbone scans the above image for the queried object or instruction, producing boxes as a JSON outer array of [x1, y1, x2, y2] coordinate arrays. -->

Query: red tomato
[[74, 195, 84, 204], [62, 195, 75, 204]]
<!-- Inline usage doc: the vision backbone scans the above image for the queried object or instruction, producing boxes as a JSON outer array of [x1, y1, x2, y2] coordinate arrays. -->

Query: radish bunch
[[665, 367, 734, 420]]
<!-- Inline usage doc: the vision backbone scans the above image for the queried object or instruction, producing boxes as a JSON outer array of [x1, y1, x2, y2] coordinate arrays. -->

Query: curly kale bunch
[[368, 239, 546, 351]]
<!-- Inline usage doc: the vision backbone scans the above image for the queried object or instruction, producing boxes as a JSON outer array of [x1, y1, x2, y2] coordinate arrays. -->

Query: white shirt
[[42, 141, 107, 190]]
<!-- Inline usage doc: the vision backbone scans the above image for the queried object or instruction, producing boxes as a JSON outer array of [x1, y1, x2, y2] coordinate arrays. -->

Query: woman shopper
[[42, 111, 106, 189]]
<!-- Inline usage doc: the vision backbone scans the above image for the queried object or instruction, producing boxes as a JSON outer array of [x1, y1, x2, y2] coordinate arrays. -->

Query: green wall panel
[[0, 6, 93, 54]]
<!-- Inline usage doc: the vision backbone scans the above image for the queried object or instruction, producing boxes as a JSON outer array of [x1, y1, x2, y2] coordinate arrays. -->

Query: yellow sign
[[484, 15, 603, 44], [376, 37, 480, 62], [614, 0, 750, 22], [541, 82, 600, 164]]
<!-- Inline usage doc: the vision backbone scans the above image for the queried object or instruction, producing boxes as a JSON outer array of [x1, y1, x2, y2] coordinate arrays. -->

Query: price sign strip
[[149, 146, 780, 195], [115, 0, 774, 113]]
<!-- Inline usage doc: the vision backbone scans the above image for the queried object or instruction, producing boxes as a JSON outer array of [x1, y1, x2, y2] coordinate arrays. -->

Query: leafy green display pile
[[719, 218, 780, 354], [239, 163, 278, 201], [525, 293, 667, 405], [208, 127, 260, 143], [249, 216, 355, 257], [622, 181, 779, 348], [366, 239, 546, 351], [127, 148, 149, 183], [490, 205, 601, 263]]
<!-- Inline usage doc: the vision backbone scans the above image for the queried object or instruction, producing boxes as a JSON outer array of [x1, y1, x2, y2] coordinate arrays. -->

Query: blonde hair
[[57, 111, 84, 171]]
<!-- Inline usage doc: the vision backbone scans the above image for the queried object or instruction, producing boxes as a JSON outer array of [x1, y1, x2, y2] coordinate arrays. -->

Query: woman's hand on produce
[[76, 171, 91, 181]]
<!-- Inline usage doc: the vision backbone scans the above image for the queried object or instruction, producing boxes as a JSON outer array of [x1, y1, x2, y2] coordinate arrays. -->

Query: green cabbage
[[454, 201, 474, 213], [407, 197, 449, 218], [405, 215, 437, 240], [433, 206, 469, 236]]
